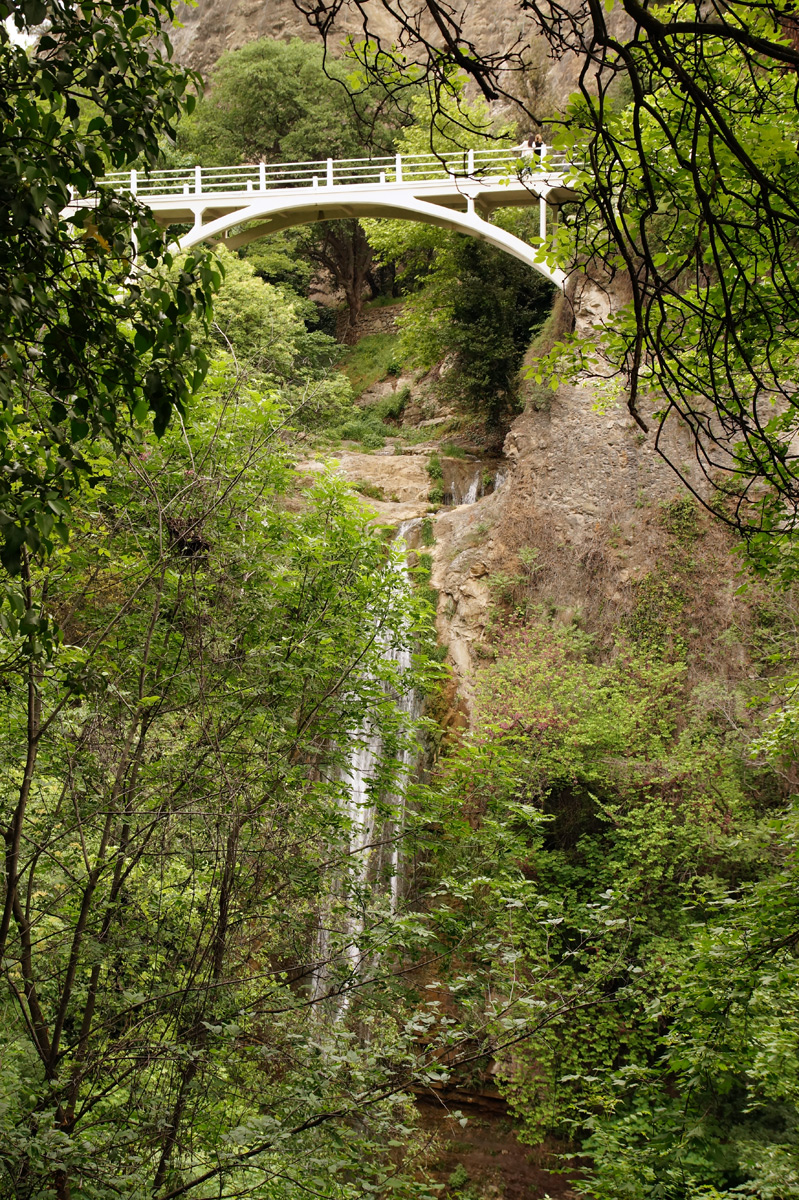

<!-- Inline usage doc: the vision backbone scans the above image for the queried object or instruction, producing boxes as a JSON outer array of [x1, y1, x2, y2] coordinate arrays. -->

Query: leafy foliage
[[396, 232, 554, 421], [202, 247, 352, 425], [418, 596, 799, 1198], [0, 1, 218, 590], [288, 0, 799, 571], [0, 354, 446, 1200], [539, 15, 799, 577], [178, 36, 399, 165], [179, 37, 411, 332], [364, 94, 554, 421]]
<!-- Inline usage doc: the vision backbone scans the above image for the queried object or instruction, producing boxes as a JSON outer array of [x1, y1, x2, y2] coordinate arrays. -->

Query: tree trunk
[[303, 219, 373, 342]]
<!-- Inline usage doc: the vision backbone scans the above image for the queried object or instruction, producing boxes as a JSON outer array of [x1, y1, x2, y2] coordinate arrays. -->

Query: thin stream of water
[[312, 519, 422, 1003]]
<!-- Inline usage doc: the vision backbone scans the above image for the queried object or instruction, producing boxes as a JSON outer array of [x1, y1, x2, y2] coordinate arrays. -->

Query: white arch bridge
[[97, 147, 578, 288]]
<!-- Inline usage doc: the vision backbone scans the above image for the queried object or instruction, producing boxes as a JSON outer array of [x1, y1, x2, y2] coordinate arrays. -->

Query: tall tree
[[0, 1, 218, 620], [365, 92, 554, 424], [180, 37, 408, 336], [0, 348, 443, 1200]]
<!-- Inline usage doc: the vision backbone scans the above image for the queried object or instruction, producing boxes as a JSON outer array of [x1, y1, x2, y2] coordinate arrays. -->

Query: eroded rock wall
[[429, 374, 710, 705], [170, 0, 621, 115], [172, 0, 526, 79]]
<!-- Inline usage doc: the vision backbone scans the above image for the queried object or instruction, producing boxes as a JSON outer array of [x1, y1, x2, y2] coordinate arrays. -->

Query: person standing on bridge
[[514, 133, 546, 176]]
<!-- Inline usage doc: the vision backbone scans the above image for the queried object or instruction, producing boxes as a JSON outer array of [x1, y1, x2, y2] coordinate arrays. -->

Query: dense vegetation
[[4, 3, 799, 1200], [431, 568, 799, 1196]]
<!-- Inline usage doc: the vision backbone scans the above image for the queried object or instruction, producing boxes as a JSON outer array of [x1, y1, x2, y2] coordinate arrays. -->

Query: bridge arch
[[177, 190, 566, 289]]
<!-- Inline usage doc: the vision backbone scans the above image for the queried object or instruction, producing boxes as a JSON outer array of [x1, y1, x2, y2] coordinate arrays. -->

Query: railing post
[[326, 158, 334, 188], [259, 161, 266, 191], [195, 165, 202, 196], [130, 168, 137, 196], [395, 154, 403, 183], [467, 148, 474, 177], [313, 175, 319, 189], [540, 196, 547, 242]]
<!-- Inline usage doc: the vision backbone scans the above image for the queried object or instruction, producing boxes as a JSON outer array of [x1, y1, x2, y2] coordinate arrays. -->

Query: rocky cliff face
[[298, 351, 730, 715], [173, 0, 533, 78], [429, 377, 712, 701], [171, 0, 596, 114]]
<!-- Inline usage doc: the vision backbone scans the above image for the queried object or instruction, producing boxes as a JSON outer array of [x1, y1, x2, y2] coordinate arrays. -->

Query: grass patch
[[440, 442, 469, 459], [353, 480, 386, 501], [322, 388, 410, 451], [661, 496, 703, 544], [362, 295, 404, 311], [413, 550, 439, 613], [339, 332, 403, 397], [397, 425, 440, 446], [426, 453, 444, 504], [427, 453, 443, 482], [327, 411, 394, 449], [374, 385, 409, 422]]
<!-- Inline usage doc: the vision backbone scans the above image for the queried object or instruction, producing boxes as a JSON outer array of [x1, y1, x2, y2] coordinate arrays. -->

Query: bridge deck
[[103, 147, 577, 227]]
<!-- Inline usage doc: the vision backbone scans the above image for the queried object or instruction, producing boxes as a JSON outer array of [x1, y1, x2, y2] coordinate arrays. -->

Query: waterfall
[[312, 520, 421, 1002], [441, 460, 507, 506], [462, 474, 481, 506], [387, 518, 423, 909]]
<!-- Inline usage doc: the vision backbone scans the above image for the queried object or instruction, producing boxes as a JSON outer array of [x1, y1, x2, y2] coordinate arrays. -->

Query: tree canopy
[[364, 93, 554, 422], [179, 37, 412, 334], [179, 35, 399, 165], [0, 348, 444, 1200], [0, 1, 218, 614], [7, 5, 799, 1199]]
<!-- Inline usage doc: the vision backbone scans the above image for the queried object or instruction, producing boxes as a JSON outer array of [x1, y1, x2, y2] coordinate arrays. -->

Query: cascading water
[[386, 519, 424, 909], [312, 519, 422, 1003], [462, 474, 481, 506], [441, 458, 507, 506]]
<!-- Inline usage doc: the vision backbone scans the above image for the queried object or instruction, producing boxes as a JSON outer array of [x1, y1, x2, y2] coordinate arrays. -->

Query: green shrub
[[375, 385, 410, 422], [330, 410, 395, 448], [353, 480, 386, 501], [440, 441, 468, 459], [427, 452, 443, 482]]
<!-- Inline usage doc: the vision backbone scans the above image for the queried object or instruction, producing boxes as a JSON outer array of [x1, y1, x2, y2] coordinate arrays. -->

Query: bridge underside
[[169, 181, 575, 288]]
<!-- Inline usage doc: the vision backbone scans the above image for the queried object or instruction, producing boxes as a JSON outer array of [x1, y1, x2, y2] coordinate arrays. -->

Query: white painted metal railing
[[106, 147, 569, 198]]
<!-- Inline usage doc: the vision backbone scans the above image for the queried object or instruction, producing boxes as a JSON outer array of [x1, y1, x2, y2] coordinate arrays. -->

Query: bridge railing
[[101, 147, 571, 199]]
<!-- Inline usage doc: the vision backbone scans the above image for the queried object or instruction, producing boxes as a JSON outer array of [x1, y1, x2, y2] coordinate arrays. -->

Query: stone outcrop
[[296, 368, 705, 710], [298, 448, 430, 518], [170, 0, 618, 118], [335, 302, 400, 343], [174, 0, 539, 82], [429, 378, 707, 705]]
